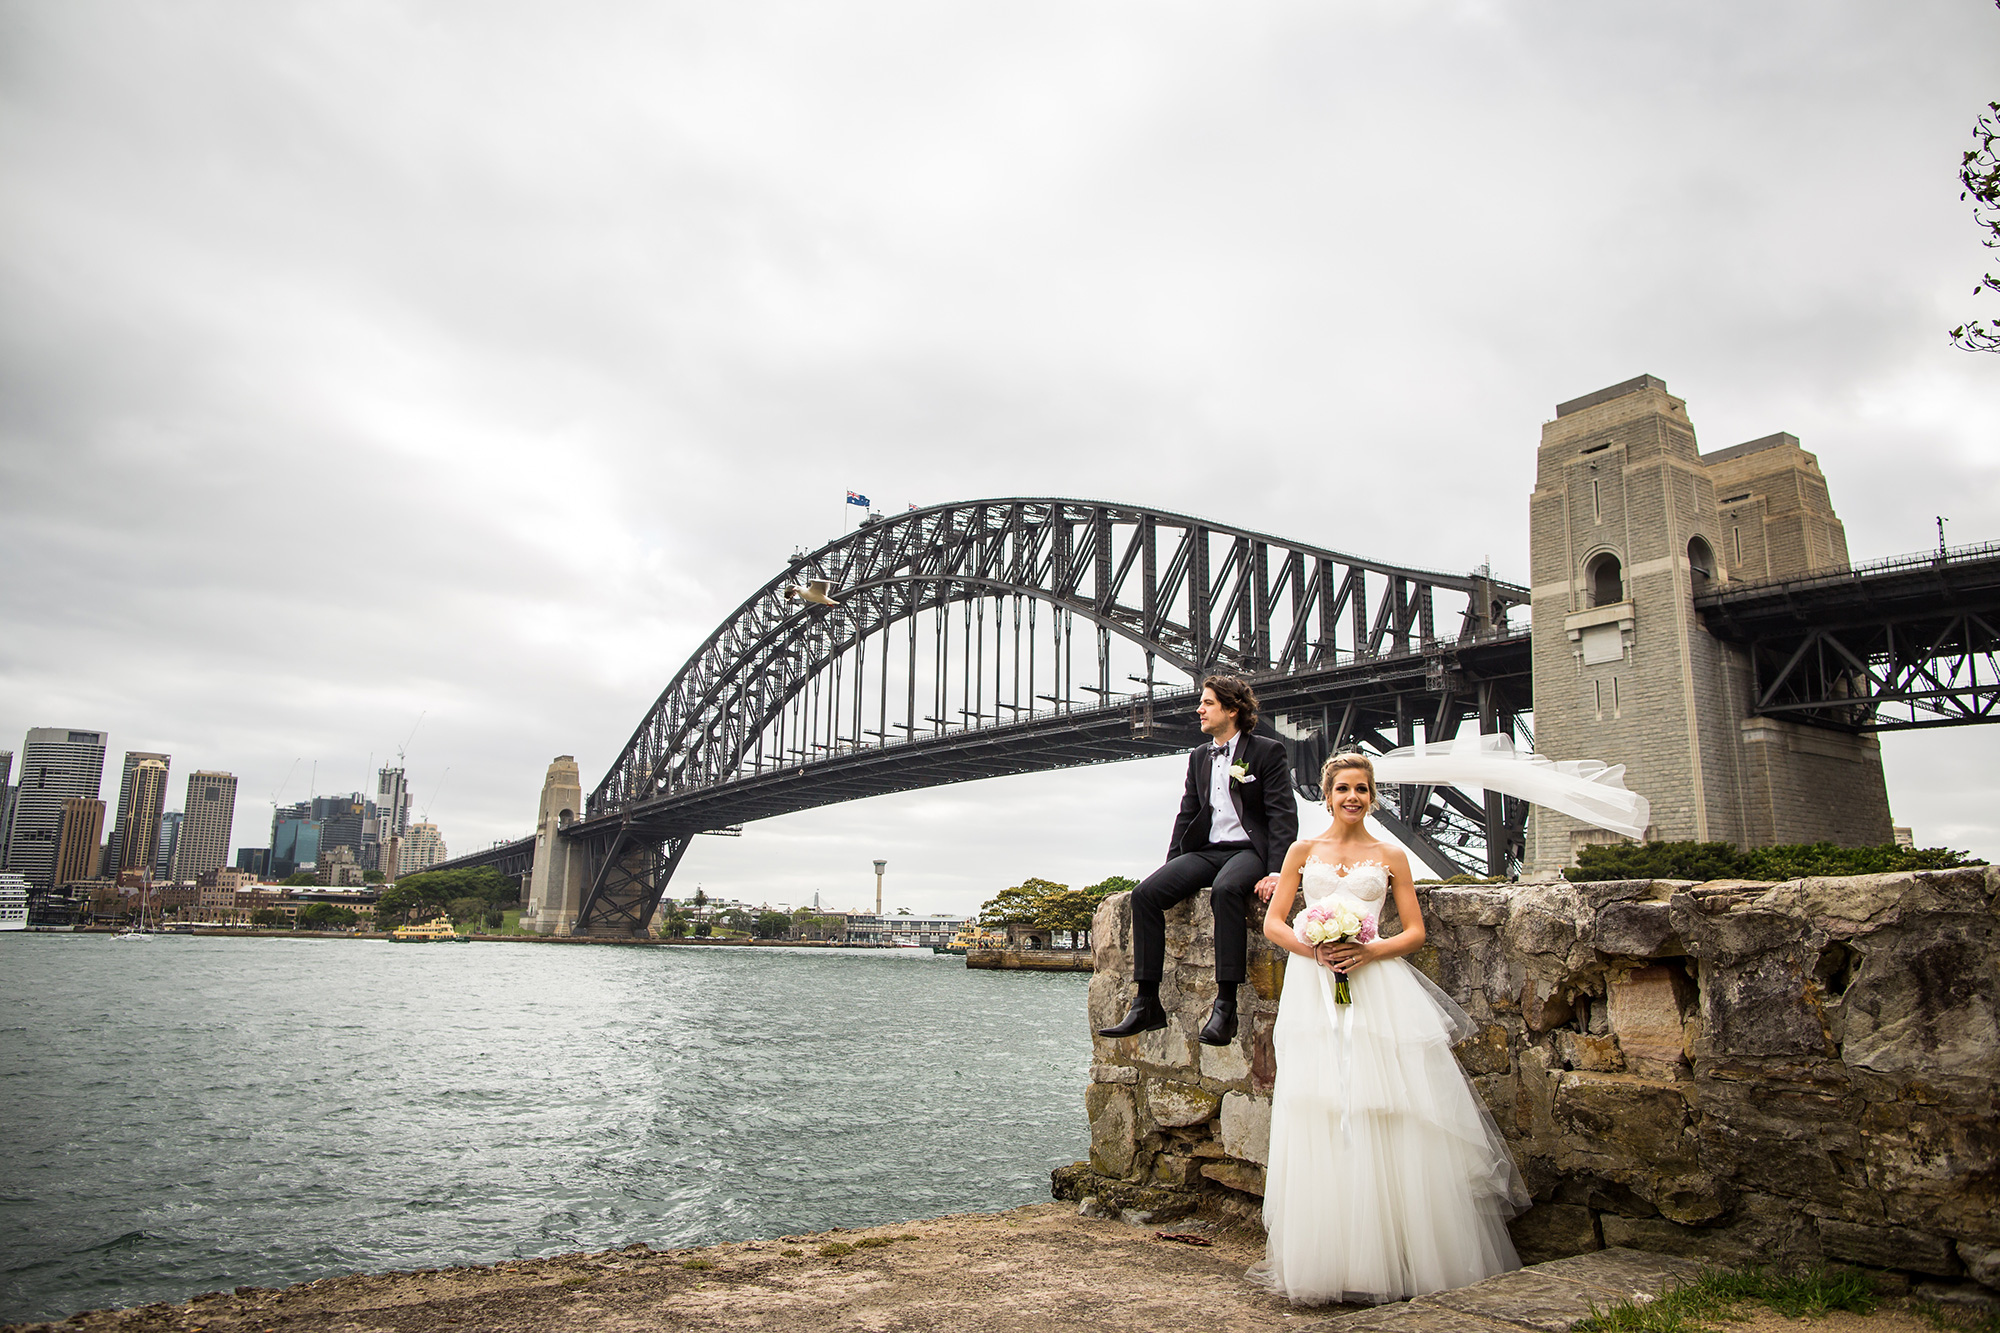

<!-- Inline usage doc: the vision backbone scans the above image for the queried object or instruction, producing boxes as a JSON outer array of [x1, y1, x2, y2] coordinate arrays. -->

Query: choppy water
[[0, 934, 1090, 1324]]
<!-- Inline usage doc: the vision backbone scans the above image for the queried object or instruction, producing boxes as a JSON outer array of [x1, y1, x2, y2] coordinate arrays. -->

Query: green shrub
[[817, 1242, 854, 1258], [1565, 840, 1979, 884]]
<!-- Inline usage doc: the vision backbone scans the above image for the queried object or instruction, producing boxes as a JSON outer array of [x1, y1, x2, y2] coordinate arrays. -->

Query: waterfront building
[[175, 771, 237, 881], [317, 844, 366, 887], [4, 728, 108, 891], [154, 811, 184, 882], [397, 822, 447, 876], [0, 871, 27, 930], [53, 797, 107, 887], [842, 912, 972, 948], [106, 751, 171, 876]]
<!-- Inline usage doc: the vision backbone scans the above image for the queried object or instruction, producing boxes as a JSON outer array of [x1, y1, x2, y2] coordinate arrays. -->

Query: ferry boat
[[391, 917, 465, 942], [0, 875, 28, 932]]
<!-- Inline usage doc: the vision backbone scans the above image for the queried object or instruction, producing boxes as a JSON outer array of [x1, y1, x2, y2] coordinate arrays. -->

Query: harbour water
[[0, 934, 1091, 1325]]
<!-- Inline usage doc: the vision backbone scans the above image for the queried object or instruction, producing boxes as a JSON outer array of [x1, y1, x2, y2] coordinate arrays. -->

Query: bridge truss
[[554, 499, 1530, 933], [1697, 541, 2000, 731]]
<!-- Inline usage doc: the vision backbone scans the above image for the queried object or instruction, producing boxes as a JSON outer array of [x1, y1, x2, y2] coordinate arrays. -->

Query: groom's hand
[[1253, 874, 1279, 903]]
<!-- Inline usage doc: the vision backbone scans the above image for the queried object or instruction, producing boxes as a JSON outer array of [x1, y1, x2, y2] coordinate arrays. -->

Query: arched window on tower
[[1586, 552, 1624, 607], [1687, 536, 1716, 595]]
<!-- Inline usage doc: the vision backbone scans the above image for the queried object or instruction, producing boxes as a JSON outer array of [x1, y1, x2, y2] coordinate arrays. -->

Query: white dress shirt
[[1207, 733, 1250, 845]]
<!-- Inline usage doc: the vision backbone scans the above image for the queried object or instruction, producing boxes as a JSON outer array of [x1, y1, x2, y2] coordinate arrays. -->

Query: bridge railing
[[1704, 538, 2000, 600]]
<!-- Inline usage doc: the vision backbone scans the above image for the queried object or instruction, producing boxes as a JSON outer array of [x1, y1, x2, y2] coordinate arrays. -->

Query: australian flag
[[846, 491, 870, 507]]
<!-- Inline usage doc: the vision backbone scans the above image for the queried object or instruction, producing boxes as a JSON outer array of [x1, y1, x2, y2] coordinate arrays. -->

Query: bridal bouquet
[[1299, 902, 1377, 1004]]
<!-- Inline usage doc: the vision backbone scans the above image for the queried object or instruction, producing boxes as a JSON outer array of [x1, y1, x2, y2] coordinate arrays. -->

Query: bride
[[1250, 752, 1529, 1306]]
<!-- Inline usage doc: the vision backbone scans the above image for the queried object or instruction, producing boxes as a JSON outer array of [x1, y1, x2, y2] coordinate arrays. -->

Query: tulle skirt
[[1249, 953, 1529, 1306]]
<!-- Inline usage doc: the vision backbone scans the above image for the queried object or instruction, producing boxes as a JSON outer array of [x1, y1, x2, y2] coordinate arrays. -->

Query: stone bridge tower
[[522, 755, 585, 935], [1527, 375, 1893, 870]]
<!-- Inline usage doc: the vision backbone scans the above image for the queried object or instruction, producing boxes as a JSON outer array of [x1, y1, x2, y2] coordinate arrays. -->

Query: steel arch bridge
[[516, 498, 1535, 934]]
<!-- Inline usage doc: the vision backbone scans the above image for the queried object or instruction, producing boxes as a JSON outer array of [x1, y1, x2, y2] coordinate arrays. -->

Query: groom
[[1099, 674, 1297, 1046]]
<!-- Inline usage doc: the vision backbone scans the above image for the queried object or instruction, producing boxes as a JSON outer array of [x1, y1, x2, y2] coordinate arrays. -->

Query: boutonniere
[[1229, 762, 1255, 784]]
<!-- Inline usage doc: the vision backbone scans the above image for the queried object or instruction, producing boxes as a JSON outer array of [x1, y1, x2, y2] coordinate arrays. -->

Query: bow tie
[[1209, 743, 1230, 758]]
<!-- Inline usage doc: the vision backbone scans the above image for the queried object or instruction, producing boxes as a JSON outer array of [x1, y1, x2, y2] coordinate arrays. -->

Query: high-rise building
[[0, 748, 14, 869], [397, 822, 447, 876], [175, 771, 237, 882], [376, 767, 410, 838], [312, 793, 367, 862], [235, 847, 270, 878], [270, 804, 322, 879], [369, 766, 412, 872], [54, 797, 107, 885], [154, 811, 185, 881], [110, 757, 170, 878], [5, 729, 108, 891], [106, 751, 171, 875]]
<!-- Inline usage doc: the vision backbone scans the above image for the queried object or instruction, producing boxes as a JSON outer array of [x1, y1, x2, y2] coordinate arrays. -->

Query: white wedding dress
[[1250, 860, 1529, 1306]]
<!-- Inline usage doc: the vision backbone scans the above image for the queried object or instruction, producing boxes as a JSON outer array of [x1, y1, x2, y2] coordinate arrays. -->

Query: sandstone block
[[1144, 1079, 1220, 1129], [1090, 1063, 1137, 1084], [1085, 1084, 1137, 1177], [1199, 1036, 1252, 1085], [1429, 886, 1512, 927], [1957, 1242, 2000, 1293], [1840, 913, 1998, 1084], [1456, 1022, 1513, 1075], [1552, 1072, 1695, 1172], [1198, 1160, 1265, 1196], [1817, 1219, 1962, 1277], [1220, 1092, 1271, 1166], [1607, 964, 1692, 1071], [1553, 1031, 1624, 1072], [1594, 900, 1682, 958], [1506, 1203, 1600, 1264]]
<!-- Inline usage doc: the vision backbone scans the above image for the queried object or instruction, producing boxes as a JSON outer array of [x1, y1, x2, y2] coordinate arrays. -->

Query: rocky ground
[[10, 1204, 1986, 1333]]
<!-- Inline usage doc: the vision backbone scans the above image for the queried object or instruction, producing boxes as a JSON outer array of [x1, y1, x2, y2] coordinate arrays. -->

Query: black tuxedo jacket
[[1167, 727, 1298, 875]]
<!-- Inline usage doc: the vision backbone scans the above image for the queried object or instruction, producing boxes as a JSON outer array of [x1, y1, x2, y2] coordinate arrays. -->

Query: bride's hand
[[1311, 942, 1344, 969], [1322, 940, 1379, 974]]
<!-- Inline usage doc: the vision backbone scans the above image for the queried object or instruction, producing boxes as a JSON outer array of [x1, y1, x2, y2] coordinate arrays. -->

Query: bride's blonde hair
[[1320, 752, 1379, 812]]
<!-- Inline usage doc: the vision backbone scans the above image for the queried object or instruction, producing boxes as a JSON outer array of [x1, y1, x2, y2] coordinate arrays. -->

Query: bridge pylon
[[1527, 376, 1894, 870], [522, 755, 589, 935]]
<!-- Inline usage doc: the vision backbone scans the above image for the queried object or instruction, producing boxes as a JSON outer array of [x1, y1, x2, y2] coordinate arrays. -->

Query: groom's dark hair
[[1202, 674, 1259, 732]]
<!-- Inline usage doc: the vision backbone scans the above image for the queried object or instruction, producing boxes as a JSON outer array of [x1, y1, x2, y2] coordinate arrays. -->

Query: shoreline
[[38, 927, 948, 951]]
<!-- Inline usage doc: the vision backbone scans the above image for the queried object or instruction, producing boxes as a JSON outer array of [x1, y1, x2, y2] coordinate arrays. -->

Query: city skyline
[[2, 4, 1995, 914]]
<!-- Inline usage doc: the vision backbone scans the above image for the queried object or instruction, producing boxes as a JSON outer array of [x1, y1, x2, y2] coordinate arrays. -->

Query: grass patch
[[853, 1237, 893, 1250], [780, 1249, 802, 1258], [817, 1242, 854, 1258], [1915, 1299, 2000, 1333], [1572, 1265, 1876, 1332], [680, 1258, 713, 1271], [560, 1276, 591, 1288]]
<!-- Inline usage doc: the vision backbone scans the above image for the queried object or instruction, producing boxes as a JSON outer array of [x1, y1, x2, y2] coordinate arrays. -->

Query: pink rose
[[1356, 915, 1378, 945]]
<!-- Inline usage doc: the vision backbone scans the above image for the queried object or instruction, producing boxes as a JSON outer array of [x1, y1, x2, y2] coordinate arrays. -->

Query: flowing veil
[[1370, 734, 1650, 840]]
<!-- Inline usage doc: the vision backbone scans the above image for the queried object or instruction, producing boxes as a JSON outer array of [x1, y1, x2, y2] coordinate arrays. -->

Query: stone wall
[[1072, 868, 2000, 1288]]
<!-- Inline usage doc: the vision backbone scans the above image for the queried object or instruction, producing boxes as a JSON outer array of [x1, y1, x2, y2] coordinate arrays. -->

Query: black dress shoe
[[1098, 996, 1168, 1038], [1198, 999, 1239, 1046]]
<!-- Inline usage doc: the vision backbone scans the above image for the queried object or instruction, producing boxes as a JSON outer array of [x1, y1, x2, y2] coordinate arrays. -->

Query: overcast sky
[[3, 1, 1996, 915]]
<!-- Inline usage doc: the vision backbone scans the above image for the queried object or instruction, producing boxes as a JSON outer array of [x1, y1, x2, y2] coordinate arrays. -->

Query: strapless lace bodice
[[1298, 859, 1391, 913]]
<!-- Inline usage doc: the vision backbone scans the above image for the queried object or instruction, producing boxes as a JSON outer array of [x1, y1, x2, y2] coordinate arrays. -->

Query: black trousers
[[1130, 844, 1265, 985]]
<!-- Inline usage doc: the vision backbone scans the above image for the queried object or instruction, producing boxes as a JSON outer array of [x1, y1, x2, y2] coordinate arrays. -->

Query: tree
[[250, 908, 286, 927], [721, 907, 754, 935], [1954, 95, 2000, 351], [362, 870, 385, 884], [980, 878, 1067, 928], [281, 871, 317, 887], [377, 867, 518, 923], [753, 910, 793, 939], [657, 908, 690, 938], [296, 902, 359, 931], [1034, 875, 1137, 950]]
